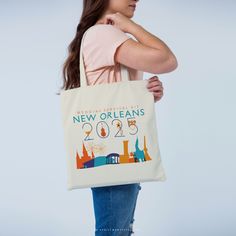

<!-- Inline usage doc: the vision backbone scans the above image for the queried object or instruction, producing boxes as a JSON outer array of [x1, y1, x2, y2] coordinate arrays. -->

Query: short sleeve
[[82, 25, 131, 70]]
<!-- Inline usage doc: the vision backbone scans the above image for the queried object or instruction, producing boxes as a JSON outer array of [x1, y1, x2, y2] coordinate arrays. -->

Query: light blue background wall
[[0, 1, 235, 235]]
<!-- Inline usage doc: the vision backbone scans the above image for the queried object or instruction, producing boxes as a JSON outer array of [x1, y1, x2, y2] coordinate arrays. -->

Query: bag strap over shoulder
[[79, 26, 130, 88]]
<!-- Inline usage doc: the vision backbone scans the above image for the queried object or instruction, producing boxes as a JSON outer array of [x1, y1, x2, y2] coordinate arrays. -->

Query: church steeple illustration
[[76, 143, 94, 169], [143, 135, 151, 161], [133, 137, 145, 162]]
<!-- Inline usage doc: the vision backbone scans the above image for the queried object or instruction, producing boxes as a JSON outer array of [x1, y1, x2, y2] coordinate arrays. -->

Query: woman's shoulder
[[82, 24, 131, 69], [83, 24, 130, 42], [86, 24, 124, 34]]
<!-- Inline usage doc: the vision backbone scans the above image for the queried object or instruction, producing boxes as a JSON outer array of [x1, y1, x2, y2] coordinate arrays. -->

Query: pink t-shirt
[[82, 24, 143, 85]]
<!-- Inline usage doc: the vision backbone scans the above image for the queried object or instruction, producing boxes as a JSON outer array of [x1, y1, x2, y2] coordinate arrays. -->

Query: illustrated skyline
[[75, 135, 152, 169]]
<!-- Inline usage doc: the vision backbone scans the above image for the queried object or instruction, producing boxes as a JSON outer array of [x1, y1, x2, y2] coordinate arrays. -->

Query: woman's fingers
[[153, 91, 163, 96], [146, 76, 163, 89], [153, 91, 163, 102], [145, 76, 164, 102], [148, 85, 163, 92]]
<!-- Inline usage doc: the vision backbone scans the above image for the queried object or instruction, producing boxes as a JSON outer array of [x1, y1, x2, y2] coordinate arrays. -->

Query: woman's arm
[[129, 23, 178, 73], [103, 12, 178, 74], [115, 22, 178, 74]]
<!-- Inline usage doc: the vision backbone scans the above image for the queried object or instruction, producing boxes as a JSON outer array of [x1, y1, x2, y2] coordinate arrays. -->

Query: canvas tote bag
[[60, 27, 167, 190]]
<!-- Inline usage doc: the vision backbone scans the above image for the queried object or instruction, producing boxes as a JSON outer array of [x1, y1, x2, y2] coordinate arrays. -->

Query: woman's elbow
[[169, 54, 178, 70], [152, 52, 178, 74]]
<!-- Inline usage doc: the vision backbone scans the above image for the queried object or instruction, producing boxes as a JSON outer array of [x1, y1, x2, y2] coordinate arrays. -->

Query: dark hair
[[56, 0, 109, 95]]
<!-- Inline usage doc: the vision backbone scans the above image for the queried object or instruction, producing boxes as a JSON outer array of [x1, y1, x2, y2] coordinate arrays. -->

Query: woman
[[61, 0, 178, 235]]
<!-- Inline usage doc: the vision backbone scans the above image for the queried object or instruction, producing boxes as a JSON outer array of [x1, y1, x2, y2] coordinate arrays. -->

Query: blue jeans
[[91, 183, 142, 236]]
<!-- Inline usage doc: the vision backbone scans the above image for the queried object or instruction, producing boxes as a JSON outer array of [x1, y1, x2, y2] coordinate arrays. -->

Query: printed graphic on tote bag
[[73, 104, 153, 170]]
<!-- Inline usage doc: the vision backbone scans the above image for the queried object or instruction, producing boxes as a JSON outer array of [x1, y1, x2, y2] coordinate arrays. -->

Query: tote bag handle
[[79, 27, 130, 88]]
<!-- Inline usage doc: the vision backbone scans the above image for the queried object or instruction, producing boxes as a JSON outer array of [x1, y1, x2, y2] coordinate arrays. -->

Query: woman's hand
[[103, 12, 136, 33], [146, 76, 164, 102]]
